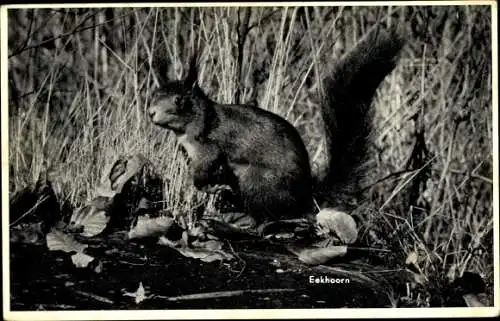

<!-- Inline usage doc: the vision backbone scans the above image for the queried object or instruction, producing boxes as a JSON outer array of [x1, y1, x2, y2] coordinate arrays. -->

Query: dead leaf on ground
[[191, 239, 223, 251], [10, 222, 45, 245], [158, 236, 183, 248], [122, 282, 152, 304], [463, 294, 486, 307], [273, 232, 295, 240], [177, 247, 234, 263], [128, 215, 175, 240], [68, 197, 111, 237], [289, 245, 348, 265], [312, 237, 340, 248], [135, 282, 148, 304], [316, 208, 358, 244], [46, 229, 104, 271], [71, 252, 95, 268], [405, 251, 419, 266], [97, 154, 148, 197], [94, 260, 103, 273], [186, 218, 259, 242], [158, 236, 234, 263], [258, 218, 311, 237], [134, 282, 148, 304], [220, 212, 257, 229], [46, 229, 88, 253]]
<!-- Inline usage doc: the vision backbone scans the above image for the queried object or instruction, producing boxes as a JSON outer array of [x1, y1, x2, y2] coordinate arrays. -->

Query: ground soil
[[10, 233, 397, 310]]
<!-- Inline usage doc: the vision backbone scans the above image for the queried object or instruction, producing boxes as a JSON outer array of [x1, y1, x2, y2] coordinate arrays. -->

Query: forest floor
[[10, 233, 397, 310]]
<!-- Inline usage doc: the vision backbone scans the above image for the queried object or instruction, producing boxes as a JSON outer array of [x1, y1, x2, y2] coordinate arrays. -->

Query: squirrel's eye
[[174, 96, 182, 105]]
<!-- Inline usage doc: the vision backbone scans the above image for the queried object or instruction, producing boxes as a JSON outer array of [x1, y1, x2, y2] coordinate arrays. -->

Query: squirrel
[[148, 27, 405, 224]]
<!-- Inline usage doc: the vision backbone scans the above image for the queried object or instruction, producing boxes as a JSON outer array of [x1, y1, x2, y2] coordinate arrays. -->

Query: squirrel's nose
[[148, 108, 155, 119]]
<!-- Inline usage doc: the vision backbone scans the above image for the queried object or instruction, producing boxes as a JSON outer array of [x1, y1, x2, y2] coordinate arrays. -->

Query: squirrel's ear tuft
[[184, 53, 199, 89]]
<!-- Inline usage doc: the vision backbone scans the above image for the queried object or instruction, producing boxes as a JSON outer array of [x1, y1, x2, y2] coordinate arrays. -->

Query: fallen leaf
[[158, 235, 183, 248], [158, 222, 234, 263], [405, 251, 419, 266], [10, 222, 45, 245], [137, 197, 153, 212], [191, 239, 223, 251], [159, 238, 234, 263], [178, 247, 234, 263], [71, 252, 95, 268], [313, 238, 340, 248], [199, 219, 258, 240], [258, 218, 311, 237], [200, 251, 234, 263], [463, 294, 486, 307], [128, 216, 175, 239], [316, 208, 358, 244], [94, 260, 103, 273], [292, 245, 348, 265], [69, 198, 111, 237], [98, 154, 147, 197], [274, 232, 295, 240], [221, 212, 257, 229], [368, 230, 383, 244], [134, 282, 147, 304], [46, 229, 88, 253], [187, 222, 208, 239], [122, 282, 149, 304]]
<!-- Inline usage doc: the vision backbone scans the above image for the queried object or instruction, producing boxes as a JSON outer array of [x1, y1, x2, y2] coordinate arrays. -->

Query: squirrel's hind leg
[[191, 144, 231, 190], [236, 166, 312, 223]]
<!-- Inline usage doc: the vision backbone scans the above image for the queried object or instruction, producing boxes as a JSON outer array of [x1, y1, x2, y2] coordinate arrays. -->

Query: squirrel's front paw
[[201, 184, 232, 194]]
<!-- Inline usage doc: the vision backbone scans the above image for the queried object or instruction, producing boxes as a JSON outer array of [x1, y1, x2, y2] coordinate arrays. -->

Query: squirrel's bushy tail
[[315, 26, 405, 203]]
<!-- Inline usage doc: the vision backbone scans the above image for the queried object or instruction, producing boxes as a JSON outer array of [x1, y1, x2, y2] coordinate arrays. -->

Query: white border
[[1, 1, 499, 320], [0, 1, 497, 9]]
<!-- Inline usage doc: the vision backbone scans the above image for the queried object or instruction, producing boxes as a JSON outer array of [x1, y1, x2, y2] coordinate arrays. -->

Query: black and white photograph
[[2, 2, 498, 319]]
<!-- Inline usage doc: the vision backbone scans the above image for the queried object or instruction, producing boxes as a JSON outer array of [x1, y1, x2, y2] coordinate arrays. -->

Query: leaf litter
[[14, 153, 480, 308]]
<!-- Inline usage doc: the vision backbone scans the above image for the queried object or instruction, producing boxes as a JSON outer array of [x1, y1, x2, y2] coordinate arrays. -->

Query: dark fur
[[316, 27, 405, 201], [148, 27, 404, 223]]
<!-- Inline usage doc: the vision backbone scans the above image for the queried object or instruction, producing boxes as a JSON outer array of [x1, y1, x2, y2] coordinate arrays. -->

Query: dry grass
[[6, 5, 494, 305]]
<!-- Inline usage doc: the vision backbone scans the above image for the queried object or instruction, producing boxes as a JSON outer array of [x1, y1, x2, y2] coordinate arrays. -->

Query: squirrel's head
[[148, 55, 205, 131]]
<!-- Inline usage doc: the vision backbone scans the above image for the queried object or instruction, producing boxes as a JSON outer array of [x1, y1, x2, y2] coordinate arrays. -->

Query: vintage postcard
[[1, 1, 498, 320]]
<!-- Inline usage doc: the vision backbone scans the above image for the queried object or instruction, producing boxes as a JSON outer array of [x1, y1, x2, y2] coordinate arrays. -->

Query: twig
[[155, 288, 295, 302], [471, 173, 493, 185], [73, 290, 114, 304], [9, 195, 49, 227], [226, 241, 247, 279], [380, 156, 436, 211], [35, 303, 77, 310], [118, 260, 147, 266], [347, 246, 392, 253], [15, 9, 35, 56], [359, 168, 420, 192]]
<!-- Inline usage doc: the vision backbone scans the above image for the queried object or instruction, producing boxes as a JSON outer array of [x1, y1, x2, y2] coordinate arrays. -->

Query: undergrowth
[[6, 5, 494, 306]]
